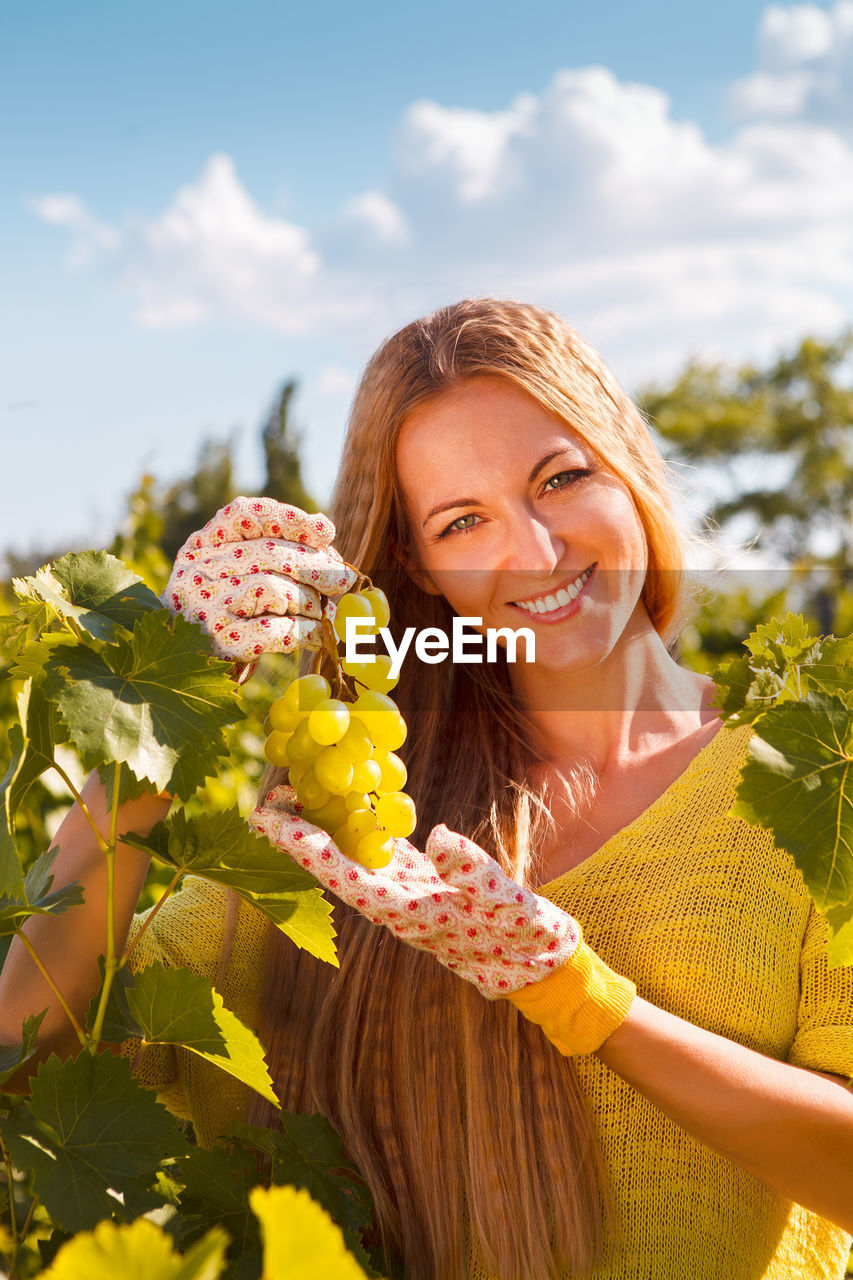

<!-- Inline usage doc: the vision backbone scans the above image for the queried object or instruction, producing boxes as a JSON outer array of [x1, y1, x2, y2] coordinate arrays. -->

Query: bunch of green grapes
[[263, 586, 416, 868]]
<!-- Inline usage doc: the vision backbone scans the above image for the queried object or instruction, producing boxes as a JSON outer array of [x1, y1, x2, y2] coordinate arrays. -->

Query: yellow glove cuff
[[506, 939, 636, 1056]]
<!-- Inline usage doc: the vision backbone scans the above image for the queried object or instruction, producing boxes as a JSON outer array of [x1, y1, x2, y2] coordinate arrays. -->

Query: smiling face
[[395, 375, 650, 681]]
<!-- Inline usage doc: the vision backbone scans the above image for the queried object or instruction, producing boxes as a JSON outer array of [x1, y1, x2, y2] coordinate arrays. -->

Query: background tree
[[640, 332, 853, 640], [261, 380, 317, 512]]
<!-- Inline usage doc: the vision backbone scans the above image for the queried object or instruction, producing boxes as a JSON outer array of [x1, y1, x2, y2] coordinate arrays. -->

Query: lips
[[510, 564, 596, 615]]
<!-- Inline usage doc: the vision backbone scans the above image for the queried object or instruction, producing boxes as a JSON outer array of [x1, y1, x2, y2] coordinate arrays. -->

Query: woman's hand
[[162, 497, 357, 662], [250, 785, 636, 1053], [251, 785, 578, 995]]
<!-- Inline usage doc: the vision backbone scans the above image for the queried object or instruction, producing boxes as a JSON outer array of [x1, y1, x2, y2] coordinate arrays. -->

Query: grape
[[360, 587, 390, 630], [269, 697, 305, 733], [372, 749, 408, 794], [294, 770, 331, 810], [336, 718, 372, 762], [347, 807, 378, 839], [350, 759, 382, 794], [333, 593, 376, 642], [375, 791, 417, 838], [345, 790, 372, 812], [286, 719, 325, 763], [304, 794, 349, 832], [314, 746, 354, 795], [263, 577, 417, 869], [341, 653, 399, 694], [264, 730, 292, 767], [352, 691, 407, 751], [282, 674, 331, 714], [307, 698, 350, 746], [371, 711, 407, 752], [286, 758, 312, 790], [356, 830, 395, 868], [354, 690, 398, 718], [332, 822, 362, 858]]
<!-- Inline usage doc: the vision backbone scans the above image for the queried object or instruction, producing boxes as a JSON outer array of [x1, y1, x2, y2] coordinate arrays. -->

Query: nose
[[499, 511, 566, 580]]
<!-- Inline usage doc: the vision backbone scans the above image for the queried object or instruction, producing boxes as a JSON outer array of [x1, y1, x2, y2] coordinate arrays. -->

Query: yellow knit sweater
[[126, 723, 853, 1279]]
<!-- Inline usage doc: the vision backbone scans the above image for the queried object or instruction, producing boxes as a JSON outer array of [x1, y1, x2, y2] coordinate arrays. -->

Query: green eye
[[439, 513, 479, 538]]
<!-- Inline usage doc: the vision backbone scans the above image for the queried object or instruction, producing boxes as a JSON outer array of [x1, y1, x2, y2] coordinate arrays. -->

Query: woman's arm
[[0, 773, 171, 1085], [596, 996, 853, 1233]]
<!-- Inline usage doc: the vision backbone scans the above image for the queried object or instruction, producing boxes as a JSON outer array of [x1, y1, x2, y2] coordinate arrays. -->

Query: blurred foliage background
[[2, 335, 853, 869]]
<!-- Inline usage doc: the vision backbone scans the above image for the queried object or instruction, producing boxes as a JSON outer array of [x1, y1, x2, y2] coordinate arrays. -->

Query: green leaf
[[43, 1216, 228, 1280], [45, 611, 241, 799], [0, 677, 71, 900], [250, 1185, 370, 1280], [0, 1051, 187, 1232], [0, 847, 84, 938], [9, 678, 68, 816], [235, 1116, 373, 1258], [824, 901, 853, 968], [85, 959, 140, 1044], [713, 654, 784, 725], [806, 636, 853, 707], [744, 613, 820, 667], [122, 809, 337, 965], [0, 1009, 47, 1087], [731, 694, 853, 910], [13, 552, 161, 644], [122, 962, 279, 1107], [174, 1141, 262, 1260], [0, 723, 28, 898]]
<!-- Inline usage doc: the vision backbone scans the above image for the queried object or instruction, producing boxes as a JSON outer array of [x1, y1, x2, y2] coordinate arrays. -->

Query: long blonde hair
[[249, 299, 688, 1278]]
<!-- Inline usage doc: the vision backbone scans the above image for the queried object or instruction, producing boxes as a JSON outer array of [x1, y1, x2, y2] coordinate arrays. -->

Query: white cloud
[[338, 190, 409, 244], [28, 193, 118, 268], [32, 154, 372, 332], [399, 93, 537, 201], [729, 1, 853, 124], [315, 364, 356, 397], [30, 7, 853, 388]]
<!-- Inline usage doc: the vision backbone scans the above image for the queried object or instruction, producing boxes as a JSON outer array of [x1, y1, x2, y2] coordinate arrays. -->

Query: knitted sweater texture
[[126, 723, 853, 1279]]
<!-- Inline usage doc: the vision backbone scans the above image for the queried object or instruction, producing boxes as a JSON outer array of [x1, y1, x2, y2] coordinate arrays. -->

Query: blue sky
[[3, 0, 851, 562]]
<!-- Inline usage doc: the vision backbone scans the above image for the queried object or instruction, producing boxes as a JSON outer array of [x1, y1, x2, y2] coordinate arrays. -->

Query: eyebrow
[[421, 448, 579, 530]]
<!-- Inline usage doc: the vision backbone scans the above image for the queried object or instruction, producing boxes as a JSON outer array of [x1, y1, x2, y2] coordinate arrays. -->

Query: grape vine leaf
[[743, 613, 822, 668], [0, 847, 84, 938], [121, 961, 279, 1106], [713, 654, 785, 725], [0, 1010, 47, 1088], [13, 552, 162, 644], [824, 901, 853, 968], [43, 1216, 228, 1280], [0, 723, 28, 897], [173, 1141, 263, 1261], [0, 678, 70, 899], [234, 1116, 375, 1269], [122, 808, 337, 965], [85, 960, 139, 1044], [731, 694, 853, 910], [0, 1051, 187, 1232], [806, 635, 853, 706], [250, 1185, 370, 1280], [8, 678, 68, 817], [44, 610, 242, 799]]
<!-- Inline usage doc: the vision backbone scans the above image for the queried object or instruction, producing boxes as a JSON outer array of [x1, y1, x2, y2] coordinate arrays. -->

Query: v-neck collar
[[540, 721, 746, 893]]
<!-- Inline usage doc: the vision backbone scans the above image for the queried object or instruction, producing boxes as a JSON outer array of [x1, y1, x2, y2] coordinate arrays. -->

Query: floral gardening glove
[[250, 785, 636, 1055], [162, 497, 357, 662]]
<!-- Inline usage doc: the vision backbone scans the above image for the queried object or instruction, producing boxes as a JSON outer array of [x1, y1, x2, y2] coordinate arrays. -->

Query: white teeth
[[514, 566, 593, 614]]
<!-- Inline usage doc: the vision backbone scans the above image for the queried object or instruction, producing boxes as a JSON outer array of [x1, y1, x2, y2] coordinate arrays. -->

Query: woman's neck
[[510, 604, 718, 774]]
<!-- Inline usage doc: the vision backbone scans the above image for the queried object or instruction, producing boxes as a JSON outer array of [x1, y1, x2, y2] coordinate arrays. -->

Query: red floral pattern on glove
[[161, 497, 357, 661], [249, 784, 580, 998]]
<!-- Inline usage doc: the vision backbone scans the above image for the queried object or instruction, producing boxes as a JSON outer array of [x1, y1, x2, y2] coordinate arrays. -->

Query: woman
[[4, 299, 853, 1279]]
